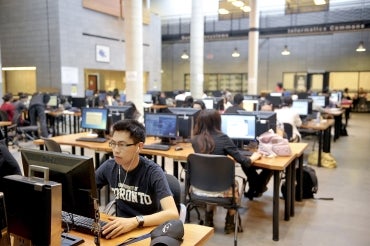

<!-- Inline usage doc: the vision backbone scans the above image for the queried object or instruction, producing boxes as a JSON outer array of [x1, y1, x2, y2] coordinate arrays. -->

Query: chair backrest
[[0, 110, 9, 121], [43, 138, 62, 152], [283, 122, 294, 142], [187, 153, 235, 193], [165, 173, 186, 223]]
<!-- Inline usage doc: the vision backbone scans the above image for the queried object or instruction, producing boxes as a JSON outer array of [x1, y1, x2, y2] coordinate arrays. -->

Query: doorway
[[87, 74, 98, 92]]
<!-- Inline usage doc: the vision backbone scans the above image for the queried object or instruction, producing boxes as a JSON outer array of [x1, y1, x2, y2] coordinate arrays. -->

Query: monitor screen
[[237, 110, 277, 136], [309, 95, 327, 108], [244, 94, 259, 100], [168, 108, 201, 140], [85, 89, 94, 97], [202, 98, 214, 109], [47, 95, 58, 107], [221, 114, 256, 140], [144, 113, 178, 140], [242, 99, 259, 111], [266, 94, 282, 108], [81, 107, 108, 133], [329, 92, 342, 104], [71, 97, 87, 108], [143, 93, 153, 103], [292, 99, 313, 116], [20, 148, 98, 219]]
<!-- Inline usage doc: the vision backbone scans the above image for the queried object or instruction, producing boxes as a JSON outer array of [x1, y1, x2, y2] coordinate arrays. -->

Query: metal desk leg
[[273, 170, 281, 241], [173, 161, 179, 179], [290, 158, 297, 216], [284, 164, 292, 221], [317, 130, 323, 167]]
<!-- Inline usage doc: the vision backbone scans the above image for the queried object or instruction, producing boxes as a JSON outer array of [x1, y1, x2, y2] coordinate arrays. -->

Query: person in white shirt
[[274, 96, 302, 142]]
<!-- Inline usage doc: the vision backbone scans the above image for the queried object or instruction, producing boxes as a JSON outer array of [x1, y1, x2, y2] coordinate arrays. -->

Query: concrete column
[[248, 0, 259, 95], [124, 0, 144, 120], [190, 0, 204, 100]]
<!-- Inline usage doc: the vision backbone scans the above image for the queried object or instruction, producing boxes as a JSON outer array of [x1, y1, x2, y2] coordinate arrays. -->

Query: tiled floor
[[9, 112, 370, 245]]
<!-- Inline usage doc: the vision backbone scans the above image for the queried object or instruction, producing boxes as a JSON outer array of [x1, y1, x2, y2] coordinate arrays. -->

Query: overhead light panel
[[241, 5, 251, 12], [232, 48, 240, 58], [181, 50, 189, 60], [314, 0, 326, 5], [281, 45, 290, 56], [232, 0, 244, 8], [2, 66, 37, 71], [356, 41, 366, 52], [218, 8, 229, 15]]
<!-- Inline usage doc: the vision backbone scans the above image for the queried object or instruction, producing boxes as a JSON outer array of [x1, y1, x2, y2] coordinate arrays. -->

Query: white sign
[[61, 66, 78, 84], [96, 45, 110, 63]]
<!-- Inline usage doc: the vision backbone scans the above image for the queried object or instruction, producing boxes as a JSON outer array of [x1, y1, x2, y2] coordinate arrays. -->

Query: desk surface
[[0, 121, 12, 127], [300, 119, 334, 131], [68, 217, 214, 246]]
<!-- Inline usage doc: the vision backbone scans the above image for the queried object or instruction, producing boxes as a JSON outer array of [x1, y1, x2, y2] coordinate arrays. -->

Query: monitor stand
[[94, 130, 106, 139], [159, 137, 176, 145]]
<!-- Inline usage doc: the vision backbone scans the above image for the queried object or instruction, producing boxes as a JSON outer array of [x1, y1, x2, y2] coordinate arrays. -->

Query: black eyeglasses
[[109, 141, 136, 149]]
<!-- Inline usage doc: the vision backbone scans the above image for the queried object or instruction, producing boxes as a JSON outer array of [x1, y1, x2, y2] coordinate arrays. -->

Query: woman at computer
[[191, 109, 266, 234]]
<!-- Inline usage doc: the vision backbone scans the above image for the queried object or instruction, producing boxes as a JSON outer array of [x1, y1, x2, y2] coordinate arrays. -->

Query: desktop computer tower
[[3, 175, 62, 246]]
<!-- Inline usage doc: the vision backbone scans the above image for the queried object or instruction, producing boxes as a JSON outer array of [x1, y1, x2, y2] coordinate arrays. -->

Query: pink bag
[[258, 130, 292, 157]]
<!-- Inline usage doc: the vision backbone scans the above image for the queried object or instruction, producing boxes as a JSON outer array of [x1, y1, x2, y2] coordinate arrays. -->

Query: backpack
[[281, 165, 318, 200]]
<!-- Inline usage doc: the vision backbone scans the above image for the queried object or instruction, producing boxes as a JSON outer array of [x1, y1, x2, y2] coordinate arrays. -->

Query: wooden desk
[[323, 108, 344, 141], [0, 121, 13, 147], [299, 119, 334, 167], [68, 218, 214, 246], [33, 135, 306, 242]]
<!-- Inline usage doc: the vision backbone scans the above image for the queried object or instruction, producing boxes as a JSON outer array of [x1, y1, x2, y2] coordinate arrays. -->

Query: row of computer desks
[[34, 103, 342, 242]]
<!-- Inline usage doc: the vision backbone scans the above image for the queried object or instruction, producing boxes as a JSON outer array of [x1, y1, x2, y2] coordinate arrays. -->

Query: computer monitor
[[297, 92, 310, 99], [244, 94, 259, 100], [81, 107, 108, 138], [202, 98, 214, 109], [85, 89, 94, 97], [143, 93, 153, 103], [144, 113, 178, 144], [266, 93, 283, 108], [20, 148, 98, 219], [292, 99, 313, 118], [46, 95, 58, 108], [168, 107, 200, 140], [309, 95, 328, 108], [237, 110, 277, 137], [329, 92, 342, 105], [242, 99, 259, 111], [71, 97, 87, 108], [106, 105, 134, 131], [221, 114, 256, 142]]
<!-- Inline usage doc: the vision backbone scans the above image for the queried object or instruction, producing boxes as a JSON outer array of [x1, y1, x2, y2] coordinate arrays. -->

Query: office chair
[[103, 173, 187, 223], [42, 138, 70, 154], [283, 123, 294, 142], [186, 153, 247, 246]]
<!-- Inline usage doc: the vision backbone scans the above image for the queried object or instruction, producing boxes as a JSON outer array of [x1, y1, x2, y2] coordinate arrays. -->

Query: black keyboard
[[62, 211, 107, 238], [143, 144, 170, 151], [239, 149, 254, 157], [76, 137, 107, 143]]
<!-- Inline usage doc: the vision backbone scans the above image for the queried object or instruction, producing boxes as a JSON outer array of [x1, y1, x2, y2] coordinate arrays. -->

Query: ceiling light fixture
[[1, 66, 37, 71], [281, 45, 290, 56], [232, 48, 240, 58], [218, 8, 230, 15], [241, 5, 251, 12], [356, 41, 366, 52], [231, 0, 244, 8], [314, 0, 326, 5], [181, 50, 189, 60]]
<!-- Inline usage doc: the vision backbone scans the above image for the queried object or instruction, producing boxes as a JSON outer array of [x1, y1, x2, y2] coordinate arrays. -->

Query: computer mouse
[[175, 146, 183, 151]]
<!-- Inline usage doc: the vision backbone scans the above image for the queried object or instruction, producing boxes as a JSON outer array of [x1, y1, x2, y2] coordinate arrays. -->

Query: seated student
[[0, 93, 15, 122], [224, 93, 244, 114], [191, 109, 269, 233], [0, 140, 22, 192], [192, 100, 206, 110], [275, 96, 302, 142], [95, 119, 178, 239]]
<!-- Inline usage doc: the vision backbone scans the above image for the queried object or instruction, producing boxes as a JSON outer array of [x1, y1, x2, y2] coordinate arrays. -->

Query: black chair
[[283, 123, 294, 142], [0, 192, 11, 245], [185, 153, 247, 246], [42, 138, 70, 154]]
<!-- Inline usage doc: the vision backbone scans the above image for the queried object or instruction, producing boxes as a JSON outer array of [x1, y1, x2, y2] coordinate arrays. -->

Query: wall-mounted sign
[[96, 45, 110, 63]]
